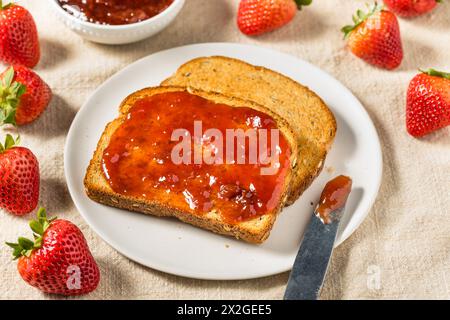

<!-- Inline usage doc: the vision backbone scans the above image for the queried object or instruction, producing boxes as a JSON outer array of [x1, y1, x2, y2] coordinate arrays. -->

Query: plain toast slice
[[162, 56, 337, 204], [84, 86, 298, 243]]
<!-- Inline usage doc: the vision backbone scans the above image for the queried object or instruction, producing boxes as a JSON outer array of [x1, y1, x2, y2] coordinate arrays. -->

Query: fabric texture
[[0, 0, 449, 299]]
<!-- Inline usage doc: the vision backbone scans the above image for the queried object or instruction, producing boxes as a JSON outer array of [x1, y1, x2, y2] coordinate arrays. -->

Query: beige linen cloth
[[0, 0, 449, 300]]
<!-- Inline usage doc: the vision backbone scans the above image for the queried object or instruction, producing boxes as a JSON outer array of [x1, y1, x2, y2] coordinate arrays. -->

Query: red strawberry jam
[[315, 175, 352, 224], [102, 91, 292, 224], [58, 0, 174, 25]]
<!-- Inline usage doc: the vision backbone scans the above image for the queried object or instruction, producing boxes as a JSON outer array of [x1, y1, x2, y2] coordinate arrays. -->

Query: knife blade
[[284, 175, 352, 300], [283, 209, 342, 300]]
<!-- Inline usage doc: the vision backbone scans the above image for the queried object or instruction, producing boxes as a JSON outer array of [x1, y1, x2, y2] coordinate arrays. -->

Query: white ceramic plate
[[65, 43, 382, 280]]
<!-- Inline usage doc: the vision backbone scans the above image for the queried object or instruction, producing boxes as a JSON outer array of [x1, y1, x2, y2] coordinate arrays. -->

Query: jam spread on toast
[[58, 0, 174, 25], [315, 175, 352, 224], [102, 91, 292, 224]]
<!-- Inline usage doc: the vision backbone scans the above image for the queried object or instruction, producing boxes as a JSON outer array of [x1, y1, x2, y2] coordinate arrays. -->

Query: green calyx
[[341, 2, 384, 39], [0, 67, 26, 126], [0, 0, 14, 10], [420, 68, 450, 80], [6, 208, 57, 260], [294, 0, 312, 10], [0, 134, 20, 153]]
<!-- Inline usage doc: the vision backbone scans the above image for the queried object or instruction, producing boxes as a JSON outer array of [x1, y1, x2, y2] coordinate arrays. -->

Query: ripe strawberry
[[6, 208, 100, 296], [0, 1, 40, 68], [0, 66, 52, 126], [342, 3, 403, 70], [406, 69, 450, 137], [0, 134, 39, 215], [383, 0, 440, 18], [237, 0, 312, 36]]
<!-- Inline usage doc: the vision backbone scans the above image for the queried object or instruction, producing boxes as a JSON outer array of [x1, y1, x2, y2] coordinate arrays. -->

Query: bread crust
[[84, 86, 298, 244], [161, 56, 337, 204]]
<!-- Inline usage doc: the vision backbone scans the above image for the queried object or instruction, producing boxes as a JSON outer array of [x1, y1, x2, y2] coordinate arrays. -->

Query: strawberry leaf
[[0, 133, 20, 153], [357, 9, 365, 20], [5, 242, 23, 260], [29, 220, 44, 236], [37, 207, 47, 224], [12, 248, 22, 259], [34, 237, 42, 248], [0, 0, 13, 10], [294, 0, 312, 10], [5, 242, 19, 249], [4, 134, 15, 149], [342, 2, 384, 39], [29, 208, 55, 245], [16, 84, 26, 97], [2, 108, 17, 126], [5, 208, 58, 260], [420, 68, 450, 80], [18, 237, 34, 250], [0, 67, 26, 127], [2, 67, 14, 88], [23, 250, 33, 257], [341, 25, 355, 38]]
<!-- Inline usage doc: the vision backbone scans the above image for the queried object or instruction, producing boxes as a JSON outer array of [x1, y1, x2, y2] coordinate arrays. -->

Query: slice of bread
[[84, 86, 298, 243], [162, 56, 337, 205]]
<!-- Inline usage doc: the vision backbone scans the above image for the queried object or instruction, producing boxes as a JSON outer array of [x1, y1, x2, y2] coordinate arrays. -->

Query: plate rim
[[64, 42, 383, 280]]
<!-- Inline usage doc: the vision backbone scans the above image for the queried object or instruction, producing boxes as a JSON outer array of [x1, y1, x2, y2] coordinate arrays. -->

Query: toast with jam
[[162, 56, 337, 205], [84, 86, 298, 243]]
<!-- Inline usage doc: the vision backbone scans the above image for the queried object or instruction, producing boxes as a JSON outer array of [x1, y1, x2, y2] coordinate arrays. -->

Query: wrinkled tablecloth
[[0, 0, 449, 299]]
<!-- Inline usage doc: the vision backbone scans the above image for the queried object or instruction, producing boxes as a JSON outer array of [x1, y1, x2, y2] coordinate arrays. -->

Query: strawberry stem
[[0, 67, 26, 126], [420, 68, 450, 80], [294, 0, 312, 10], [341, 2, 384, 39], [5, 208, 57, 260]]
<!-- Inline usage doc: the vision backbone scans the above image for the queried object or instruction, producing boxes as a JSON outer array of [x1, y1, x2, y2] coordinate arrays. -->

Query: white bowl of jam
[[48, 0, 185, 44]]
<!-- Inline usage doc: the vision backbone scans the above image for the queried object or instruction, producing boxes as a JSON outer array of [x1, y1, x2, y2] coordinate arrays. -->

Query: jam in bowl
[[57, 0, 175, 25], [49, 0, 185, 44]]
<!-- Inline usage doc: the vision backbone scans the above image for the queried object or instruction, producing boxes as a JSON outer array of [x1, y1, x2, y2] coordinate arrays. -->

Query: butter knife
[[283, 210, 342, 300], [284, 175, 352, 300]]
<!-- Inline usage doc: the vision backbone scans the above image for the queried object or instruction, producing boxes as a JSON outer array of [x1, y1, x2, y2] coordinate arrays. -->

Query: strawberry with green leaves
[[406, 69, 450, 137], [0, 1, 40, 68], [237, 0, 312, 36], [383, 0, 441, 18], [0, 134, 39, 215], [342, 3, 403, 70], [0, 65, 52, 126], [6, 208, 100, 296]]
